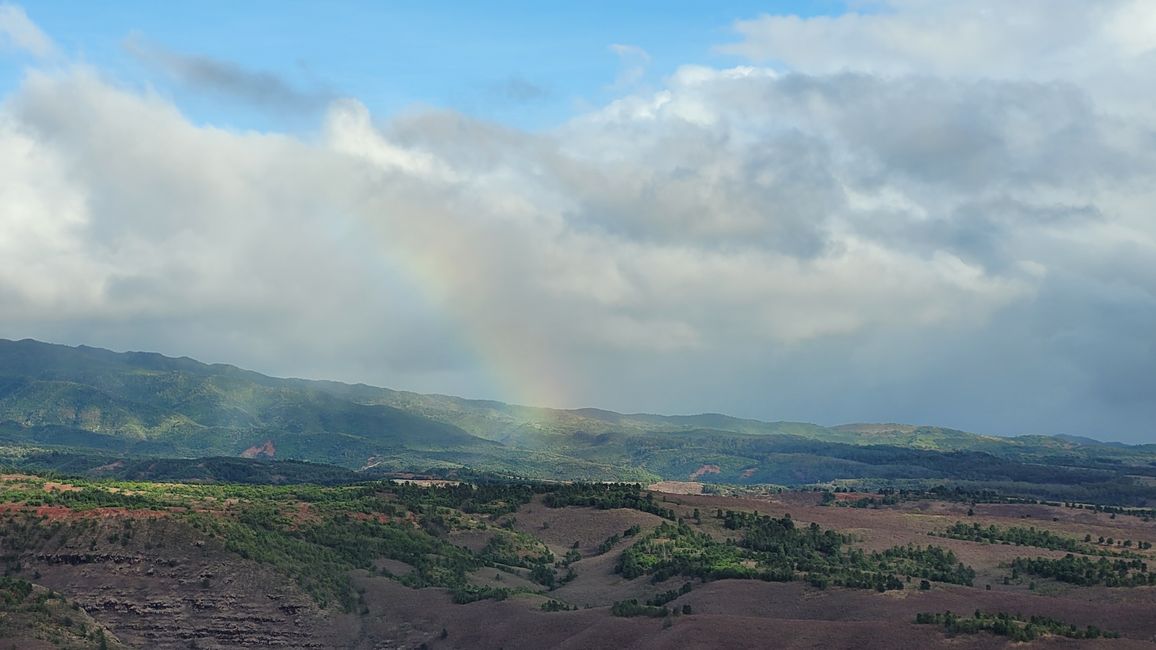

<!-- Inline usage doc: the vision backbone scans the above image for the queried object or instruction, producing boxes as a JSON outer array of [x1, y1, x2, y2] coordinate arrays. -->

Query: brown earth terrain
[[3, 487, 1156, 648], [647, 481, 704, 495], [16, 518, 341, 649]]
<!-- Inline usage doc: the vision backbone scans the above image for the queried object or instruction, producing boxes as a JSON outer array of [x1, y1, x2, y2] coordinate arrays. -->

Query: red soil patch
[[43, 482, 82, 493], [239, 439, 276, 459], [0, 503, 171, 521], [688, 465, 720, 480], [285, 502, 320, 529], [348, 511, 392, 524]]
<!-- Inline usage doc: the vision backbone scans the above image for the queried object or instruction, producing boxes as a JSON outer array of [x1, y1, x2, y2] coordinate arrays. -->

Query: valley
[[6, 0, 1156, 646], [1, 473, 1154, 647], [2, 339, 1156, 647]]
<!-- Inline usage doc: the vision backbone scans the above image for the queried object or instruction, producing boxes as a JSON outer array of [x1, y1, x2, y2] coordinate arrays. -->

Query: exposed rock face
[[5, 518, 347, 649], [239, 440, 276, 459]]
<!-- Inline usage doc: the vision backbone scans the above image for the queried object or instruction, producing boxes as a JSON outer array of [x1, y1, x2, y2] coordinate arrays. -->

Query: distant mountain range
[[2, 338, 1155, 497]]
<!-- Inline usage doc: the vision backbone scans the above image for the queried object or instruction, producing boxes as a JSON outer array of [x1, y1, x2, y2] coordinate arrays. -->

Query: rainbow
[[360, 212, 572, 412]]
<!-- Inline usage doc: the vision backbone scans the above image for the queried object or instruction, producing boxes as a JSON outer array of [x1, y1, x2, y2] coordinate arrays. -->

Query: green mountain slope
[[2, 338, 1155, 496], [0, 339, 491, 461]]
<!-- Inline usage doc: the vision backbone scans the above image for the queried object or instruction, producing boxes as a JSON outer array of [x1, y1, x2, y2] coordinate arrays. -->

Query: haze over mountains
[[4, 3, 1156, 647], [3, 338, 1155, 498], [5, 3, 1156, 445]]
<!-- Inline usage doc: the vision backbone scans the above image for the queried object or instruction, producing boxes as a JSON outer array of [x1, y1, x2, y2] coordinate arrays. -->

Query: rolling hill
[[2, 338, 1156, 501]]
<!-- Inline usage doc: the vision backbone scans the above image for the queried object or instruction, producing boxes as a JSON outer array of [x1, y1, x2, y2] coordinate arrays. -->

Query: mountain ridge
[[2, 337, 1131, 447], [2, 338, 1155, 493]]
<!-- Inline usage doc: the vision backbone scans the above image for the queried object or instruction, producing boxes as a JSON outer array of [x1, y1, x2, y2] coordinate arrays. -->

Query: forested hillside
[[3, 339, 1156, 504]]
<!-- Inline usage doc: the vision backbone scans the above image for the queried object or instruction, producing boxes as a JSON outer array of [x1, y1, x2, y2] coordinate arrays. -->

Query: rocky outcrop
[[7, 518, 346, 649]]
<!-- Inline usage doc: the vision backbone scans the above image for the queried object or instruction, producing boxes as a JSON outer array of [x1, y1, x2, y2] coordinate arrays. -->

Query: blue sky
[[6, 1, 845, 130], [3, 1, 1156, 441]]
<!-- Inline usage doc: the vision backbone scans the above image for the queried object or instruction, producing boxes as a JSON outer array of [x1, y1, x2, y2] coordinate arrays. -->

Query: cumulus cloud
[[720, 0, 1156, 119], [722, 0, 1156, 77], [1, 3, 1155, 439]]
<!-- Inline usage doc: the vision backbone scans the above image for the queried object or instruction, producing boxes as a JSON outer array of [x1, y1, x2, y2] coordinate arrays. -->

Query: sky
[[1, 1, 1155, 442]]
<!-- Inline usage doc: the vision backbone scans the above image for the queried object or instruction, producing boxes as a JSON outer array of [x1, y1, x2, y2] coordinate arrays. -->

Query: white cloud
[[1, 3, 1156, 438], [608, 43, 651, 89], [722, 1, 1152, 75], [0, 115, 101, 310], [0, 4, 54, 58]]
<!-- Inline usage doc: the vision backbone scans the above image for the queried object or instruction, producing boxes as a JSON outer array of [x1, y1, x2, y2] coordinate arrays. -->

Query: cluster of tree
[[845, 495, 901, 508], [914, 610, 1119, 641], [17, 487, 163, 511], [1086, 535, 1152, 551], [450, 585, 510, 604], [819, 491, 902, 508], [540, 599, 575, 612], [723, 511, 846, 556], [940, 522, 1091, 553], [0, 575, 33, 606], [806, 570, 904, 591], [529, 558, 560, 589], [617, 522, 764, 583], [921, 485, 1040, 505], [477, 534, 538, 569], [874, 545, 975, 586], [820, 479, 1156, 512], [1009, 554, 1153, 587], [646, 581, 693, 607], [1068, 501, 1156, 521], [610, 599, 669, 618], [479, 534, 570, 589], [617, 516, 974, 592], [596, 524, 642, 555], [542, 483, 676, 519], [815, 484, 1065, 508], [387, 482, 542, 516], [924, 479, 1156, 509]]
